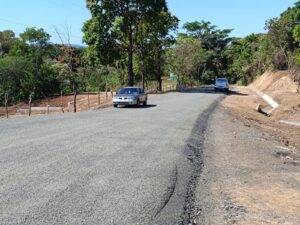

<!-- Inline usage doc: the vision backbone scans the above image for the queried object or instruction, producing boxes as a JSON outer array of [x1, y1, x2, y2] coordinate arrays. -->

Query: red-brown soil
[[224, 70, 300, 148], [0, 93, 114, 119]]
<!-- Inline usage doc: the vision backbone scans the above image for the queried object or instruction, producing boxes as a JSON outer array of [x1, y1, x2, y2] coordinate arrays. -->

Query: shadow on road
[[116, 104, 157, 109], [180, 87, 248, 96], [227, 89, 248, 96]]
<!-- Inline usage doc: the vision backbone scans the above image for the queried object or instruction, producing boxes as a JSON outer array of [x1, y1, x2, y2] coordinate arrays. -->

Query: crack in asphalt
[[155, 166, 178, 218]]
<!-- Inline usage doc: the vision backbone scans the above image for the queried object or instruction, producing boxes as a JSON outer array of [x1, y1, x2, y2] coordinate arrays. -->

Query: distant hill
[[52, 43, 87, 48], [67, 44, 87, 48]]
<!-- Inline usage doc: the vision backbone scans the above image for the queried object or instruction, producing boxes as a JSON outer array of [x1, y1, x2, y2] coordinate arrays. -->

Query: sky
[[0, 0, 298, 45]]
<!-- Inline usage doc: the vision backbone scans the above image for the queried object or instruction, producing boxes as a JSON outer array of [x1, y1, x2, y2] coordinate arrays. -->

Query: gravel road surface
[[0, 92, 221, 225]]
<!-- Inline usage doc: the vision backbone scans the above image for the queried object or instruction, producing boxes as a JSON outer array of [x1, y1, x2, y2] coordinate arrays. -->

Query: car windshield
[[118, 88, 139, 95], [216, 78, 228, 83]]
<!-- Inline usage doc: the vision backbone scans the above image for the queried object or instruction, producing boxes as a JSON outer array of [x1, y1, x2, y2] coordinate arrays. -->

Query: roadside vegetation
[[1, 0, 300, 107]]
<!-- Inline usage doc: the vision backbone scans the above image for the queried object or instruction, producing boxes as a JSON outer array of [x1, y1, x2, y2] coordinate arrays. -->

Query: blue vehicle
[[214, 78, 229, 92]]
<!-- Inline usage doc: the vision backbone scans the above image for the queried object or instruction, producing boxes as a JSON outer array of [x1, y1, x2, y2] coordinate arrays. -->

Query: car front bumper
[[113, 99, 137, 105], [215, 86, 229, 90]]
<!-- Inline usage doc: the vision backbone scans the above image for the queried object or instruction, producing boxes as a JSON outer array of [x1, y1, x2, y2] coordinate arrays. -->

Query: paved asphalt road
[[0, 92, 221, 225]]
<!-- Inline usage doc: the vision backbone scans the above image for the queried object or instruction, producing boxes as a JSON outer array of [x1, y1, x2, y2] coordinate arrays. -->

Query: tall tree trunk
[[140, 25, 146, 90], [279, 45, 290, 70], [158, 79, 162, 92], [157, 51, 162, 91], [87, 92, 90, 109], [141, 52, 146, 90], [72, 82, 77, 113], [128, 30, 134, 86], [105, 75, 108, 100], [60, 90, 64, 113], [98, 89, 101, 105]]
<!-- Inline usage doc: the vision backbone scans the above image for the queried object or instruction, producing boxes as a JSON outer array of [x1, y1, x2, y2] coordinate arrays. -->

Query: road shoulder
[[195, 106, 300, 224]]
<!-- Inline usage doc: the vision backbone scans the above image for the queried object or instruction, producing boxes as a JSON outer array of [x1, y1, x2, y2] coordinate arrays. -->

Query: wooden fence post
[[87, 92, 90, 109], [73, 92, 77, 113], [4, 91, 8, 119], [98, 91, 101, 105], [60, 90, 63, 107], [60, 90, 64, 113], [28, 96, 32, 117]]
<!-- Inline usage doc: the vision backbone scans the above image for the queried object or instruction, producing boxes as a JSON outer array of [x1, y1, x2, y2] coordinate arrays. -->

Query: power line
[[0, 17, 83, 42], [0, 18, 28, 27], [0, 0, 88, 42]]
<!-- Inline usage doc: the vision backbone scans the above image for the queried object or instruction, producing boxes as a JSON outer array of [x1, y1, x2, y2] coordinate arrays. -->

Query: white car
[[214, 78, 229, 92], [113, 87, 148, 107]]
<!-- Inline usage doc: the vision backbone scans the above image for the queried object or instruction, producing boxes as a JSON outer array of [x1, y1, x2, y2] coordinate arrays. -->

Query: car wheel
[[143, 100, 147, 106], [214, 88, 217, 92], [136, 99, 140, 107], [113, 104, 118, 108]]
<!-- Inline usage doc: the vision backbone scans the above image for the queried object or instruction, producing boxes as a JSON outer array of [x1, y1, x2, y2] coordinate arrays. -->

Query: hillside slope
[[224, 70, 300, 148]]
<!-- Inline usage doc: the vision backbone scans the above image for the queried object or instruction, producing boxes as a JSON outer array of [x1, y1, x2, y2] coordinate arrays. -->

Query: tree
[[135, 11, 178, 90], [83, 0, 171, 86], [264, 2, 300, 70], [20, 27, 50, 46], [182, 21, 233, 81], [224, 34, 265, 84], [19, 27, 51, 66], [0, 30, 15, 56], [168, 21, 232, 85], [0, 56, 35, 104], [167, 37, 211, 85]]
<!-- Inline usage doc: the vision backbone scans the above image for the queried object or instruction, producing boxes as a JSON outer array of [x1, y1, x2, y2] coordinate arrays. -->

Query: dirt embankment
[[224, 71, 300, 149]]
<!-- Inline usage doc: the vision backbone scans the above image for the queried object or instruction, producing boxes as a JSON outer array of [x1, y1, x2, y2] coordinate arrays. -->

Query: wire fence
[[0, 92, 115, 119], [0, 80, 178, 119]]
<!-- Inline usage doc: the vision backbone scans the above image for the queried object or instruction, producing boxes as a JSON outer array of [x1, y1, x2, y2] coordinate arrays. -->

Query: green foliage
[[168, 20, 232, 85], [167, 37, 209, 84], [263, 2, 300, 70], [222, 1, 300, 85], [3, 0, 300, 108], [81, 65, 122, 92], [0, 30, 15, 56], [137, 11, 178, 90], [167, 1, 300, 86], [224, 34, 264, 84], [293, 24, 300, 44], [0, 56, 34, 103], [83, 0, 177, 87], [20, 27, 51, 47], [8, 38, 29, 56]]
